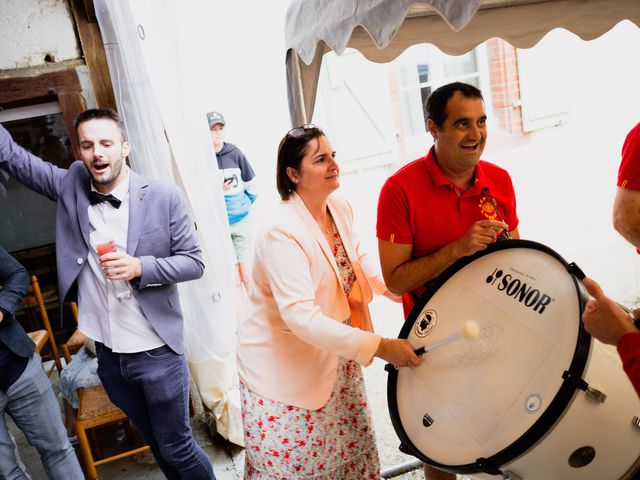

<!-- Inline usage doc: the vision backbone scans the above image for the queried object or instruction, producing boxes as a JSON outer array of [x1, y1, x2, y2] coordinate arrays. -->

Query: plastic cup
[[95, 240, 131, 302]]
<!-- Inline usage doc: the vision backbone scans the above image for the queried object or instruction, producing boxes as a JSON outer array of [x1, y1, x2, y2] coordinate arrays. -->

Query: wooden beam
[[0, 70, 81, 105], [0, 68, 86, 153], [82, 0, 97, 23], [69, 0, 116, 110], [0, 59, 85, 81], [58, 91, 86, 153]]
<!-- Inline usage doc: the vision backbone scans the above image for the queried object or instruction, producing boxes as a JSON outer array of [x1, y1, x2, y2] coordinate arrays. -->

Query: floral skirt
[[240, 357, 379, 479]]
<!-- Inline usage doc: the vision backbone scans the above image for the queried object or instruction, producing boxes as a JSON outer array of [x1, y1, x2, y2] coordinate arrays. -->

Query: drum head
[[387, 240, 590, 474]]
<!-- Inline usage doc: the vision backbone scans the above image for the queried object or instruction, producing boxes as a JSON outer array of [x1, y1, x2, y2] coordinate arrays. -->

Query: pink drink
[[96, 240, 116, 257], [95, 240, 131, 301]]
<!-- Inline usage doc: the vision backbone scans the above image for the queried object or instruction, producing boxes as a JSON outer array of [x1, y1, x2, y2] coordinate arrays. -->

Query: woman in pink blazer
[[236, 125, 419, 479]]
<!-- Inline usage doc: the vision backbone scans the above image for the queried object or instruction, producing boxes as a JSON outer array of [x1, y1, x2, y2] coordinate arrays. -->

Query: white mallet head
[[461, 320, 480, 340], [414, 319, 482, 356]]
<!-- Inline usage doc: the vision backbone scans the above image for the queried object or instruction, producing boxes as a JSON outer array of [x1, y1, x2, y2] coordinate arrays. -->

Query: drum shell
[[387, 240, 640, 479], [468, 340, 640, 480]]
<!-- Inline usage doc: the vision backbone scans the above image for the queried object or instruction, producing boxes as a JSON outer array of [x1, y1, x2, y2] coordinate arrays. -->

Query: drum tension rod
[[562, 370, 607, 403]]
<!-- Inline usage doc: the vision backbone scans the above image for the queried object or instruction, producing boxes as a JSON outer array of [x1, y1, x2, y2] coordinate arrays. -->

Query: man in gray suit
[[0, 109, 215, 479], [0, 244, 84, 479]]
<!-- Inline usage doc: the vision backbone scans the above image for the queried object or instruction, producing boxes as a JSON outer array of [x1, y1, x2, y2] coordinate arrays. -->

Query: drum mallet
[[413, 320, 480, 356]]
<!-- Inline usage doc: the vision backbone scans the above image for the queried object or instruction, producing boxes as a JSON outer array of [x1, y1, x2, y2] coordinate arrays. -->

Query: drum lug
[[502, 470, 523, 480], [566, 261, 586, 279], [398, 443, 411, 454], [562, 370, 607, 403], [633, 416, 640, 429], [476, 458, 523, 479], [476, 457, 502, 476]]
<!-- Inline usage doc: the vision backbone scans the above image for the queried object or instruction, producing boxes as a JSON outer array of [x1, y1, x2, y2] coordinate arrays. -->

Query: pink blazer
[[236, 193, 386, 410]]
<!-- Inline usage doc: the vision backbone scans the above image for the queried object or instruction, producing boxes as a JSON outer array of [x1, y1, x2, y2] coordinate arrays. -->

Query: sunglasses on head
[[286, 124, 320, 138]]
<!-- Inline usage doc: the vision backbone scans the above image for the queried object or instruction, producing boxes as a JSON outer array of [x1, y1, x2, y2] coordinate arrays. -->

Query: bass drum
[[387, 240, 640, 479]]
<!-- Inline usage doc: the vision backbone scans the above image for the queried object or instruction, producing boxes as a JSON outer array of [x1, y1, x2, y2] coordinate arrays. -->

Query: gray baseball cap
[[207, 111, 225, 128]]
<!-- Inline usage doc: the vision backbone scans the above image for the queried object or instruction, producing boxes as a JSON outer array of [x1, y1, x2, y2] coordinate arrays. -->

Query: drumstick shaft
[[414, 332, 462, 356]]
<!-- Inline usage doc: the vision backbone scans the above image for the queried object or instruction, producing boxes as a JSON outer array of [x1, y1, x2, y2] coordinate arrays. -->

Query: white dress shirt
[[77, 169, 165, 353]]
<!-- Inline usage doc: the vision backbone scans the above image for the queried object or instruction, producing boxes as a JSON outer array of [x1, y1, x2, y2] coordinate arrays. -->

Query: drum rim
[[386, 239, 591, 475]]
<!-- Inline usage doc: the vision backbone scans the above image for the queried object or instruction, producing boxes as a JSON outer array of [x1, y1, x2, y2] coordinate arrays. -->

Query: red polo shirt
[[377, 147, 519, 317], [618, 331, 640, 397], [618, 122, 640, 189]]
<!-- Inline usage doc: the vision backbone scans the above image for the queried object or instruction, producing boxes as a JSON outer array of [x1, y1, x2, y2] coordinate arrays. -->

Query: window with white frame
[[395, 44, 488, 139]]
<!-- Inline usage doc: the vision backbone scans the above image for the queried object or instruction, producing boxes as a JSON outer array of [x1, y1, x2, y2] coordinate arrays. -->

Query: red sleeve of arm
[[617, 331, 640, 398], [376, 177, 413, 245], [617, 123, 640, 189]]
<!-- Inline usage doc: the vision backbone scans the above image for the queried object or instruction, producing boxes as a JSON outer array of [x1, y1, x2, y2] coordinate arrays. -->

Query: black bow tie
[[89, 190, 121, 209]]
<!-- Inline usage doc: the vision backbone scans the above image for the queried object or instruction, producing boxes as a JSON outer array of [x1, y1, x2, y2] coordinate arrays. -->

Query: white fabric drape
[[286, 0, 640, 124], [93, 0, 243, 446], [286, 0, 483, 66]]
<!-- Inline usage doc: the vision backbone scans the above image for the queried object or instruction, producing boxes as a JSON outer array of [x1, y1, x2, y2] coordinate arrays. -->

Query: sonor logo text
[[485, 268, 552, 314]]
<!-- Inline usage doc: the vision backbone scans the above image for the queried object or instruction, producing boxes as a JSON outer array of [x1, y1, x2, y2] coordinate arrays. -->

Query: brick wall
[[387, 67, 407, 166], [486, 38, 530, 149]]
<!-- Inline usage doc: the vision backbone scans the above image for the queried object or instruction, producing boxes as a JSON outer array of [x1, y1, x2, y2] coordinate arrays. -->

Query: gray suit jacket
[[0, 125, 204, 354], [0, 244, 33, 358]]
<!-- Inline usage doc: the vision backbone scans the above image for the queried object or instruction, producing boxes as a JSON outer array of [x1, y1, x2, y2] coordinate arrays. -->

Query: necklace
[[317, 214, 333, 235], [312, 204, 334, 236], [320, 219, 332, 235]]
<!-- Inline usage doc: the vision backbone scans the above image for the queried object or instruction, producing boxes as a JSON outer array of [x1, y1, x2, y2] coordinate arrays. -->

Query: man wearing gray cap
[[207, 111, 257, 293]]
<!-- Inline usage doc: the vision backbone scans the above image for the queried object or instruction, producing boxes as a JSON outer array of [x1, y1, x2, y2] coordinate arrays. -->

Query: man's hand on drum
[[582, 277, 638, 345], [375, 338, 421, 368], [454, 219, 509, 257]]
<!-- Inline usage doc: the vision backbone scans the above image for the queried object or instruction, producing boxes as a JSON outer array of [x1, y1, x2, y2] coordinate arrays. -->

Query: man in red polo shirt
[[377, 82, 520, 480], [378, 82, 520, 318], [581, 121, 640, 398], [614, 122, 640, 246]]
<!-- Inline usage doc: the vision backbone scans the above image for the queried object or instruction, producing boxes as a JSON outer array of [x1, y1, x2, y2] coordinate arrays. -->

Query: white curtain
[[93, 0, 243, 446]]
